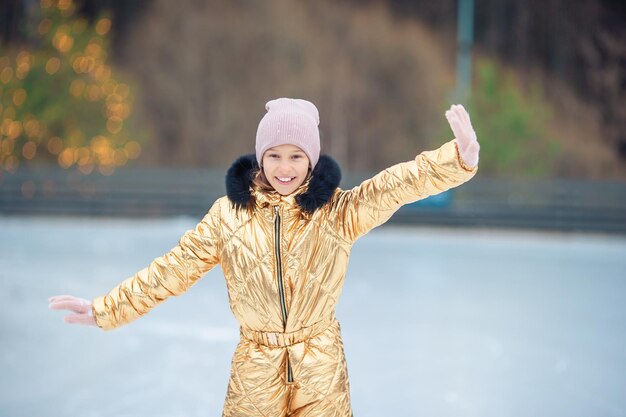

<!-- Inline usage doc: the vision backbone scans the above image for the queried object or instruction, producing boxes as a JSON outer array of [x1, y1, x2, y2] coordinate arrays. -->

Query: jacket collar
[[226, 154, 341, 214]]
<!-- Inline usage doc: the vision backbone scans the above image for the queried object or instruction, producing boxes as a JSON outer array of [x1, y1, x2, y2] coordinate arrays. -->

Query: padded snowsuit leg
[[223, 318, 352, 417]]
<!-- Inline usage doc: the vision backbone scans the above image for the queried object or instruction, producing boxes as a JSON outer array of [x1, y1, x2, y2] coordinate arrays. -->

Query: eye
[[268, 153, 279, 158], [291, 155, 302, 160]]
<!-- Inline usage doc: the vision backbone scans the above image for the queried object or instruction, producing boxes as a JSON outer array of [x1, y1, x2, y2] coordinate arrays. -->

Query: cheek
[[295, 159, 309, 174], [261, 161, 274, 176], [294, 166, 310, 186]]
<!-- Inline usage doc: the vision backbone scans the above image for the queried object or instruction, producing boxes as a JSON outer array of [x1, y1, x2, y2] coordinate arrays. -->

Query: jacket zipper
[[274, 205, 293, 383]]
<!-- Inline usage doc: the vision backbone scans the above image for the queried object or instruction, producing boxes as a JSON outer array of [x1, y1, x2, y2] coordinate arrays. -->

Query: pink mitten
[[48, 295, 97, 326], [445, 104, 480, 168]]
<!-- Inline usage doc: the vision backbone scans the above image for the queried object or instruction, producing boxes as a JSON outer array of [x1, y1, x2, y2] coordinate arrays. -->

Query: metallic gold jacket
[[92, 140, 477, 416]]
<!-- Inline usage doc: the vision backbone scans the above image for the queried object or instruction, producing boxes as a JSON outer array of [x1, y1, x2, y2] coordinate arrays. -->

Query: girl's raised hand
[[445, 104, 480, 168], [48, 295, 97, 326]]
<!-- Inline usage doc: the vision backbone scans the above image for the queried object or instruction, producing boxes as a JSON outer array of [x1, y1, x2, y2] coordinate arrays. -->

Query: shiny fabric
[[92, 140, 477, 416]]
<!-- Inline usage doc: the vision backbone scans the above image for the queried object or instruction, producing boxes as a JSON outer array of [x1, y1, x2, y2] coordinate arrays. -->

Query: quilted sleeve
[[91, 199, 223, 330], [331, 140, 477, 242]]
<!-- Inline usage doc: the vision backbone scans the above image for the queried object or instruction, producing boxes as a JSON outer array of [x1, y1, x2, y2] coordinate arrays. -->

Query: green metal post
[[456, 0, 475, 103]]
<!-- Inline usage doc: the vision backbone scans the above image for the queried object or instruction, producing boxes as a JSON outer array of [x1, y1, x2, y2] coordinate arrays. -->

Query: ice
[[1, 216, 625, 417]]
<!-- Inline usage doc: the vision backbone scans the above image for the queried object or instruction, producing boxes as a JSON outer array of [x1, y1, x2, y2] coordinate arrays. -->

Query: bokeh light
[[47, 137, 63, 154], [22, 141, 37, 160], [38, 18, 53, 35], [1, 138, 15, 154], [24, 119, 42, 138], [8, 121, 22, 139], [12, 89, 27, 107], [1, 67, 13, 84], [46, 57, 61, 74], [3, 155, 18, 172], [58, 147, 75, 168], [95, 18, 112, 36], [53, 26, 74, 53], [57, 0, 73, 12]]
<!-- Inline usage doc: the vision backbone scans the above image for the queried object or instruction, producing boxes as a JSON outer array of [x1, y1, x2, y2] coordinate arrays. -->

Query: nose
[[277, 161, 293, 173]]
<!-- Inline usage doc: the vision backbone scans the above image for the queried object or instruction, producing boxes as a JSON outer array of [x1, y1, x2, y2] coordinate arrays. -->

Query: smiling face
[[262, 144, 310, 196]]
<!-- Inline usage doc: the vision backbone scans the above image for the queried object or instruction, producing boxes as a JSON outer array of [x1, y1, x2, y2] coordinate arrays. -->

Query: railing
[[1, 167, 625, 233]]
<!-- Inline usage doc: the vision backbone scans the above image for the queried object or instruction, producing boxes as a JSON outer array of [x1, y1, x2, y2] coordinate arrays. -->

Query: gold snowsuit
[[92, 140, 477, 416]]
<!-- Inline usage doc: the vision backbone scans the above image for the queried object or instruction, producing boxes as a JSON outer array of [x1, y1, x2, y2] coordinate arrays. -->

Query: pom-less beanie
[[255, 98, 321, 169]]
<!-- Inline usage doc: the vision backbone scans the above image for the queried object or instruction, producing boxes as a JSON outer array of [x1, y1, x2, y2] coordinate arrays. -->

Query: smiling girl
[[49, 97, 479, 417]]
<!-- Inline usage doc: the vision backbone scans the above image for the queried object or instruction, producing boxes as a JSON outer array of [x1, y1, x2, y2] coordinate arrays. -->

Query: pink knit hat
[[255, 98, 321, 169]]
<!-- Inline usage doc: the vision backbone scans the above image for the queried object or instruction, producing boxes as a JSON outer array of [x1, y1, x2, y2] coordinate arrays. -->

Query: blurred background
[[1, 0, 625, 416], [0, 0, 625, 228]]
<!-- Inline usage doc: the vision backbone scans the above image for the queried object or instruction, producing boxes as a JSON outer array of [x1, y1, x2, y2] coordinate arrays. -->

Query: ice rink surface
[[1, 215, 625, 417]]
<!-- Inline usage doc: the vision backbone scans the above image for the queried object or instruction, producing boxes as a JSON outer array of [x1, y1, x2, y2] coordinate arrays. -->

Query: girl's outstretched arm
[[332, 104, 480, 242], [50, 199, 223, 331]]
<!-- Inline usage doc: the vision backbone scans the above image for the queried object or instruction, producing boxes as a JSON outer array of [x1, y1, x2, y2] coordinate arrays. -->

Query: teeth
[[277, 177, 294, 182]]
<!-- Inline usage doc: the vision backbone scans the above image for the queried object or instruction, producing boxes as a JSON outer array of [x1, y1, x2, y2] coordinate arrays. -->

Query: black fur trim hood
[[226, 154, 341, 214]]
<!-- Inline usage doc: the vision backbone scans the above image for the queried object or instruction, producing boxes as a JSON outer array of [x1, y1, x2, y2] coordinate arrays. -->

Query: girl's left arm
[[332, 104, 479, 242]]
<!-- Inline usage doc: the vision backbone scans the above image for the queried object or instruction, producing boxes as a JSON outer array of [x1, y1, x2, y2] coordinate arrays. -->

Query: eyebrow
[[267, 148, 305, 154]]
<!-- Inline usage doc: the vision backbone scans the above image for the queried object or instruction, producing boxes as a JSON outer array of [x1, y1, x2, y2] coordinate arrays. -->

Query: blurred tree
[[467, 58, 559, 177], [0, 0, 143, 175]]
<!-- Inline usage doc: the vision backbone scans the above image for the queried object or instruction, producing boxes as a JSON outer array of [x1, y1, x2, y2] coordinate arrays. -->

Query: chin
[[275, 187, 297, 196]]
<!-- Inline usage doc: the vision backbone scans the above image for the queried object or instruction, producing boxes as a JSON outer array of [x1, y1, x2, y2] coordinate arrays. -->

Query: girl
[[49, 98, 480, 417]]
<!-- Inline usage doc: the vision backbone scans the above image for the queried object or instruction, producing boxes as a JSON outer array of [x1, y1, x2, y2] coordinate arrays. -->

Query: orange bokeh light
[[22, 141, 37, 160], [46, 57, 61, 74], [13, 89, 27, 107], [47, 137, 63, 154], [1, 67, 13, 84], [95, 18, 112, 36], [38, 18, 53, 35]]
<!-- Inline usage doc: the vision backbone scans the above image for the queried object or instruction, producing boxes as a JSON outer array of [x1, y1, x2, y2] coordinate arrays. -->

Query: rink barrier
[[1, 167, 625, 233]]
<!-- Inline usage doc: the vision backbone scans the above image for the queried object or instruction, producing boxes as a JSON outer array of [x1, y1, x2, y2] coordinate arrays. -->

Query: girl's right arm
[[50, 198, 224, 330]]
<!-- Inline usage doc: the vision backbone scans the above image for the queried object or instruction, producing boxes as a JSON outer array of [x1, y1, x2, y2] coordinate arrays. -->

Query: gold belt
[[240, 315, 336, 347]]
